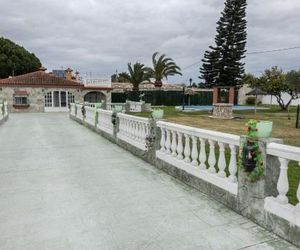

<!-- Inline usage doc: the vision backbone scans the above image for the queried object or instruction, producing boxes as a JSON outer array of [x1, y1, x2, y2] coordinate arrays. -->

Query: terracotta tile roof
[[0, 70, 82, 87]]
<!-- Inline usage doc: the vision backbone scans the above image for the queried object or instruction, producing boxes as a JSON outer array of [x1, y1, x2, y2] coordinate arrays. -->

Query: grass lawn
[[130, 105, 300, 205]]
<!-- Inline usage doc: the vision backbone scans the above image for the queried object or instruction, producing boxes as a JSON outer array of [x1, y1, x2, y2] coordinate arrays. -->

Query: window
[[68, 92, 75, 104], [14, 96, 28, 105], [45, 92, 52, 107], [60, 91, 67, 107]]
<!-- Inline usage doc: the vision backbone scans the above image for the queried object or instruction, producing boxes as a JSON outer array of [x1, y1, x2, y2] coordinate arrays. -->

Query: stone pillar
[[228, 87, 235, 104], [237, 136, 282, 225], [213, 87, 219, 104]]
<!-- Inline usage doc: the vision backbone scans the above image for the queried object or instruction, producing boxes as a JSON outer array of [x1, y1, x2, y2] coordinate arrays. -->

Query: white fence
[[97, 109, 114, 135], [156, 121, 240, 195], [265, 143, 300, 226], [0, 102, 8, 122], [117, 113, 150, 151], [70, 103, 76, 116], [106, 103, 126, 112], [85, 106, 96, 126]]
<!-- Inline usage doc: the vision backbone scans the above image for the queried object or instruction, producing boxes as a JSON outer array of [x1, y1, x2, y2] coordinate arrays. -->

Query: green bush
[[246, 96, 256, 105]]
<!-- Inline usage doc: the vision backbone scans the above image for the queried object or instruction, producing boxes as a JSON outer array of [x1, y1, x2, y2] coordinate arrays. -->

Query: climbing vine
[[239, 119, 264, 182]]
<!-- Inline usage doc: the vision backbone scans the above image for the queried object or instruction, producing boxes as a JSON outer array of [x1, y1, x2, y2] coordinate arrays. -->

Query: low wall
[[0, 102, 9, 125], [69, 103, 300, 248]]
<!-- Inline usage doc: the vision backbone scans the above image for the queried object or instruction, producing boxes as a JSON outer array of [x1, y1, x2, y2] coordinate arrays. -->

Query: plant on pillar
[[239, 119, 264, 182]]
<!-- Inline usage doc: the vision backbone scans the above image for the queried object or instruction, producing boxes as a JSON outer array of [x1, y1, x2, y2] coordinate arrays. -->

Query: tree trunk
[[154, 80, 162, 88], [132, 84, 139, 92]]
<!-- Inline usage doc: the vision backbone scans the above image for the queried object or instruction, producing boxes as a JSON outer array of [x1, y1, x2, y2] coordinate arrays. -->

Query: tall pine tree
[[200, 0, 247, 87]]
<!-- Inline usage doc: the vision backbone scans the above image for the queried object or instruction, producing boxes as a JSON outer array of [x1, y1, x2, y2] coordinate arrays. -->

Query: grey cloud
[[0, 0, 299, 82]]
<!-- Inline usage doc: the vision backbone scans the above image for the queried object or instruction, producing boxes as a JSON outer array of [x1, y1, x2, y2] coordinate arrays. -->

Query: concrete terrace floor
[[0, 113, 298, 250]]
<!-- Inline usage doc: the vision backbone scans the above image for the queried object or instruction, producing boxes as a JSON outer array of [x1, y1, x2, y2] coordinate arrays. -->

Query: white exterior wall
[[262, 93, 300, 106]]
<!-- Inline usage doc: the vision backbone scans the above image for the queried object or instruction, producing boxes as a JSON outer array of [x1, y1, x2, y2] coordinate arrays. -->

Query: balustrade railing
[[156, 121, 240, 194], [117, 113, 150, 150], [106, 103, 126, 112], [265, 142, 300, 226], [97, 109, 114, 135], [70, 103, 76, 116], [75, 104, 83, 120], [0, 102, 8, 122], [127, 101, 143, 112], [85, 106, 96, 126]]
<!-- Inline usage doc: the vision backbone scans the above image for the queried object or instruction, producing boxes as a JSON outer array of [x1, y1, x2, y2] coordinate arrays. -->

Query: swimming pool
[[175, 105, 269, 111]]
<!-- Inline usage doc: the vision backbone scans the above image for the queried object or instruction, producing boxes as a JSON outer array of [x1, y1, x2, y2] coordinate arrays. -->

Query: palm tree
[[122, 62, 151, 91], [148, 52, 182, 87]]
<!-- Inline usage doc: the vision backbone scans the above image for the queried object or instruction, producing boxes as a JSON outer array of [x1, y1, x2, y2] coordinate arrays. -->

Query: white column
[[199, 138, 207, 170], [191, 136, 198, 166], [217, 142, 226, 177], [171, 131, 177, 157], [160, 128, 166, 152], [177, 132, 184, 160], [184, 134, 191, 163], [165, 129, 171, 154], [276, 157, 289, 204], [228, 144, 237, 183], [208, 140, 216, 173]]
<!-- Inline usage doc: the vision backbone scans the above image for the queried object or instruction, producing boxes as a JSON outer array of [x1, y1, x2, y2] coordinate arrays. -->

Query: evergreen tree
[[200, 0, 247, 87], [0, 37, 41, 78]]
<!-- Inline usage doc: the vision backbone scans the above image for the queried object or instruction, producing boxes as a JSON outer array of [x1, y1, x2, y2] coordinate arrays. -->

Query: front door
[[44, 91, 73, 112]]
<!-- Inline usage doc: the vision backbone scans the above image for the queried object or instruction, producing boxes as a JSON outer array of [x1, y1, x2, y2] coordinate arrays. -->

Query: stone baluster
[[217, 142, 226, 177], [297, 183, 300, 211], [184, 134, 191, 163], [177, 132, 184, 160], [276, 157, 289, 204], [296, 162, 300, 211], [191, 136, 198, 166], [199, 138, 207, 170], [171, 131, 177, 157], [228, 144, 237, 182], [160, 128, 166, 152], [165, 129, 171, 154], [208, 140, 216, 173], [132, 120, 136, 139]]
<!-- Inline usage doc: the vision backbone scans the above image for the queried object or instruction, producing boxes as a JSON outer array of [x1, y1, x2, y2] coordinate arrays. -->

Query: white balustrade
[[106, 103, 126, 112], [156, 121, 240, 195], [0, 102, 9, 124], [97, 109, 114, 135], [117, 113, 150, 150], [70, 103, 76, 116], [265, 142, 300, 227], [85, 106, 96, 126], [75, 104, 83, 120]]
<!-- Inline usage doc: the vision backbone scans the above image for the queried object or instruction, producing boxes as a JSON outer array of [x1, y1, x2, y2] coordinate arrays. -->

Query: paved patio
[[0, 113, 297, 250]]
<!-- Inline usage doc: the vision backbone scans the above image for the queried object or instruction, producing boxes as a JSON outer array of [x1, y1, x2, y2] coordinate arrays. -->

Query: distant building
[[52, 69, 65, 78], [0, 67, 112, 113]]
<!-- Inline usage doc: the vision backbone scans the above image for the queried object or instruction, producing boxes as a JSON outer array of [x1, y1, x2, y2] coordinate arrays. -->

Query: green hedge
[[112, 91, 213, 106]]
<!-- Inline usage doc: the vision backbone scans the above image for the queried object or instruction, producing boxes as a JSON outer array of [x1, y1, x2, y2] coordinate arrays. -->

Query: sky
[[0, 0, 300, 84]]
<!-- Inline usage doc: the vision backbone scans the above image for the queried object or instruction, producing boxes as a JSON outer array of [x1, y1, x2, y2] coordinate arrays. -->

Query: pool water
[[175, 105, 269, 111]]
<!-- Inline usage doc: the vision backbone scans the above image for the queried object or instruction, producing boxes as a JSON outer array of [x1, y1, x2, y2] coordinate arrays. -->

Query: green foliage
[[121, 62, 151, 91], [200, 0, 247, 87], [252, 67, 300, 110], [0, 37, 41, 78], [111, 72, 131, 83], [239, 120, 264, 182], [112, 91, 213, 106], [148, 52, 182, 87], [246, 96, 256, 105]]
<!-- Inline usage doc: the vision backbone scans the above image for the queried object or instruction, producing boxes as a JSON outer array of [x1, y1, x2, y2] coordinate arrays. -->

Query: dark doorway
[[84, 92, 106, 103]]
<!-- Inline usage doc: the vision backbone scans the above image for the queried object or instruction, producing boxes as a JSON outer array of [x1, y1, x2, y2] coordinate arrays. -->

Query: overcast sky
[[1, 0, 300, 83]]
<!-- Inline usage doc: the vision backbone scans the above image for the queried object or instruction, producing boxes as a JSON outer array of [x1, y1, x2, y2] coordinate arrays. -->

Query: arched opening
[[84, 91, 106, 103]]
